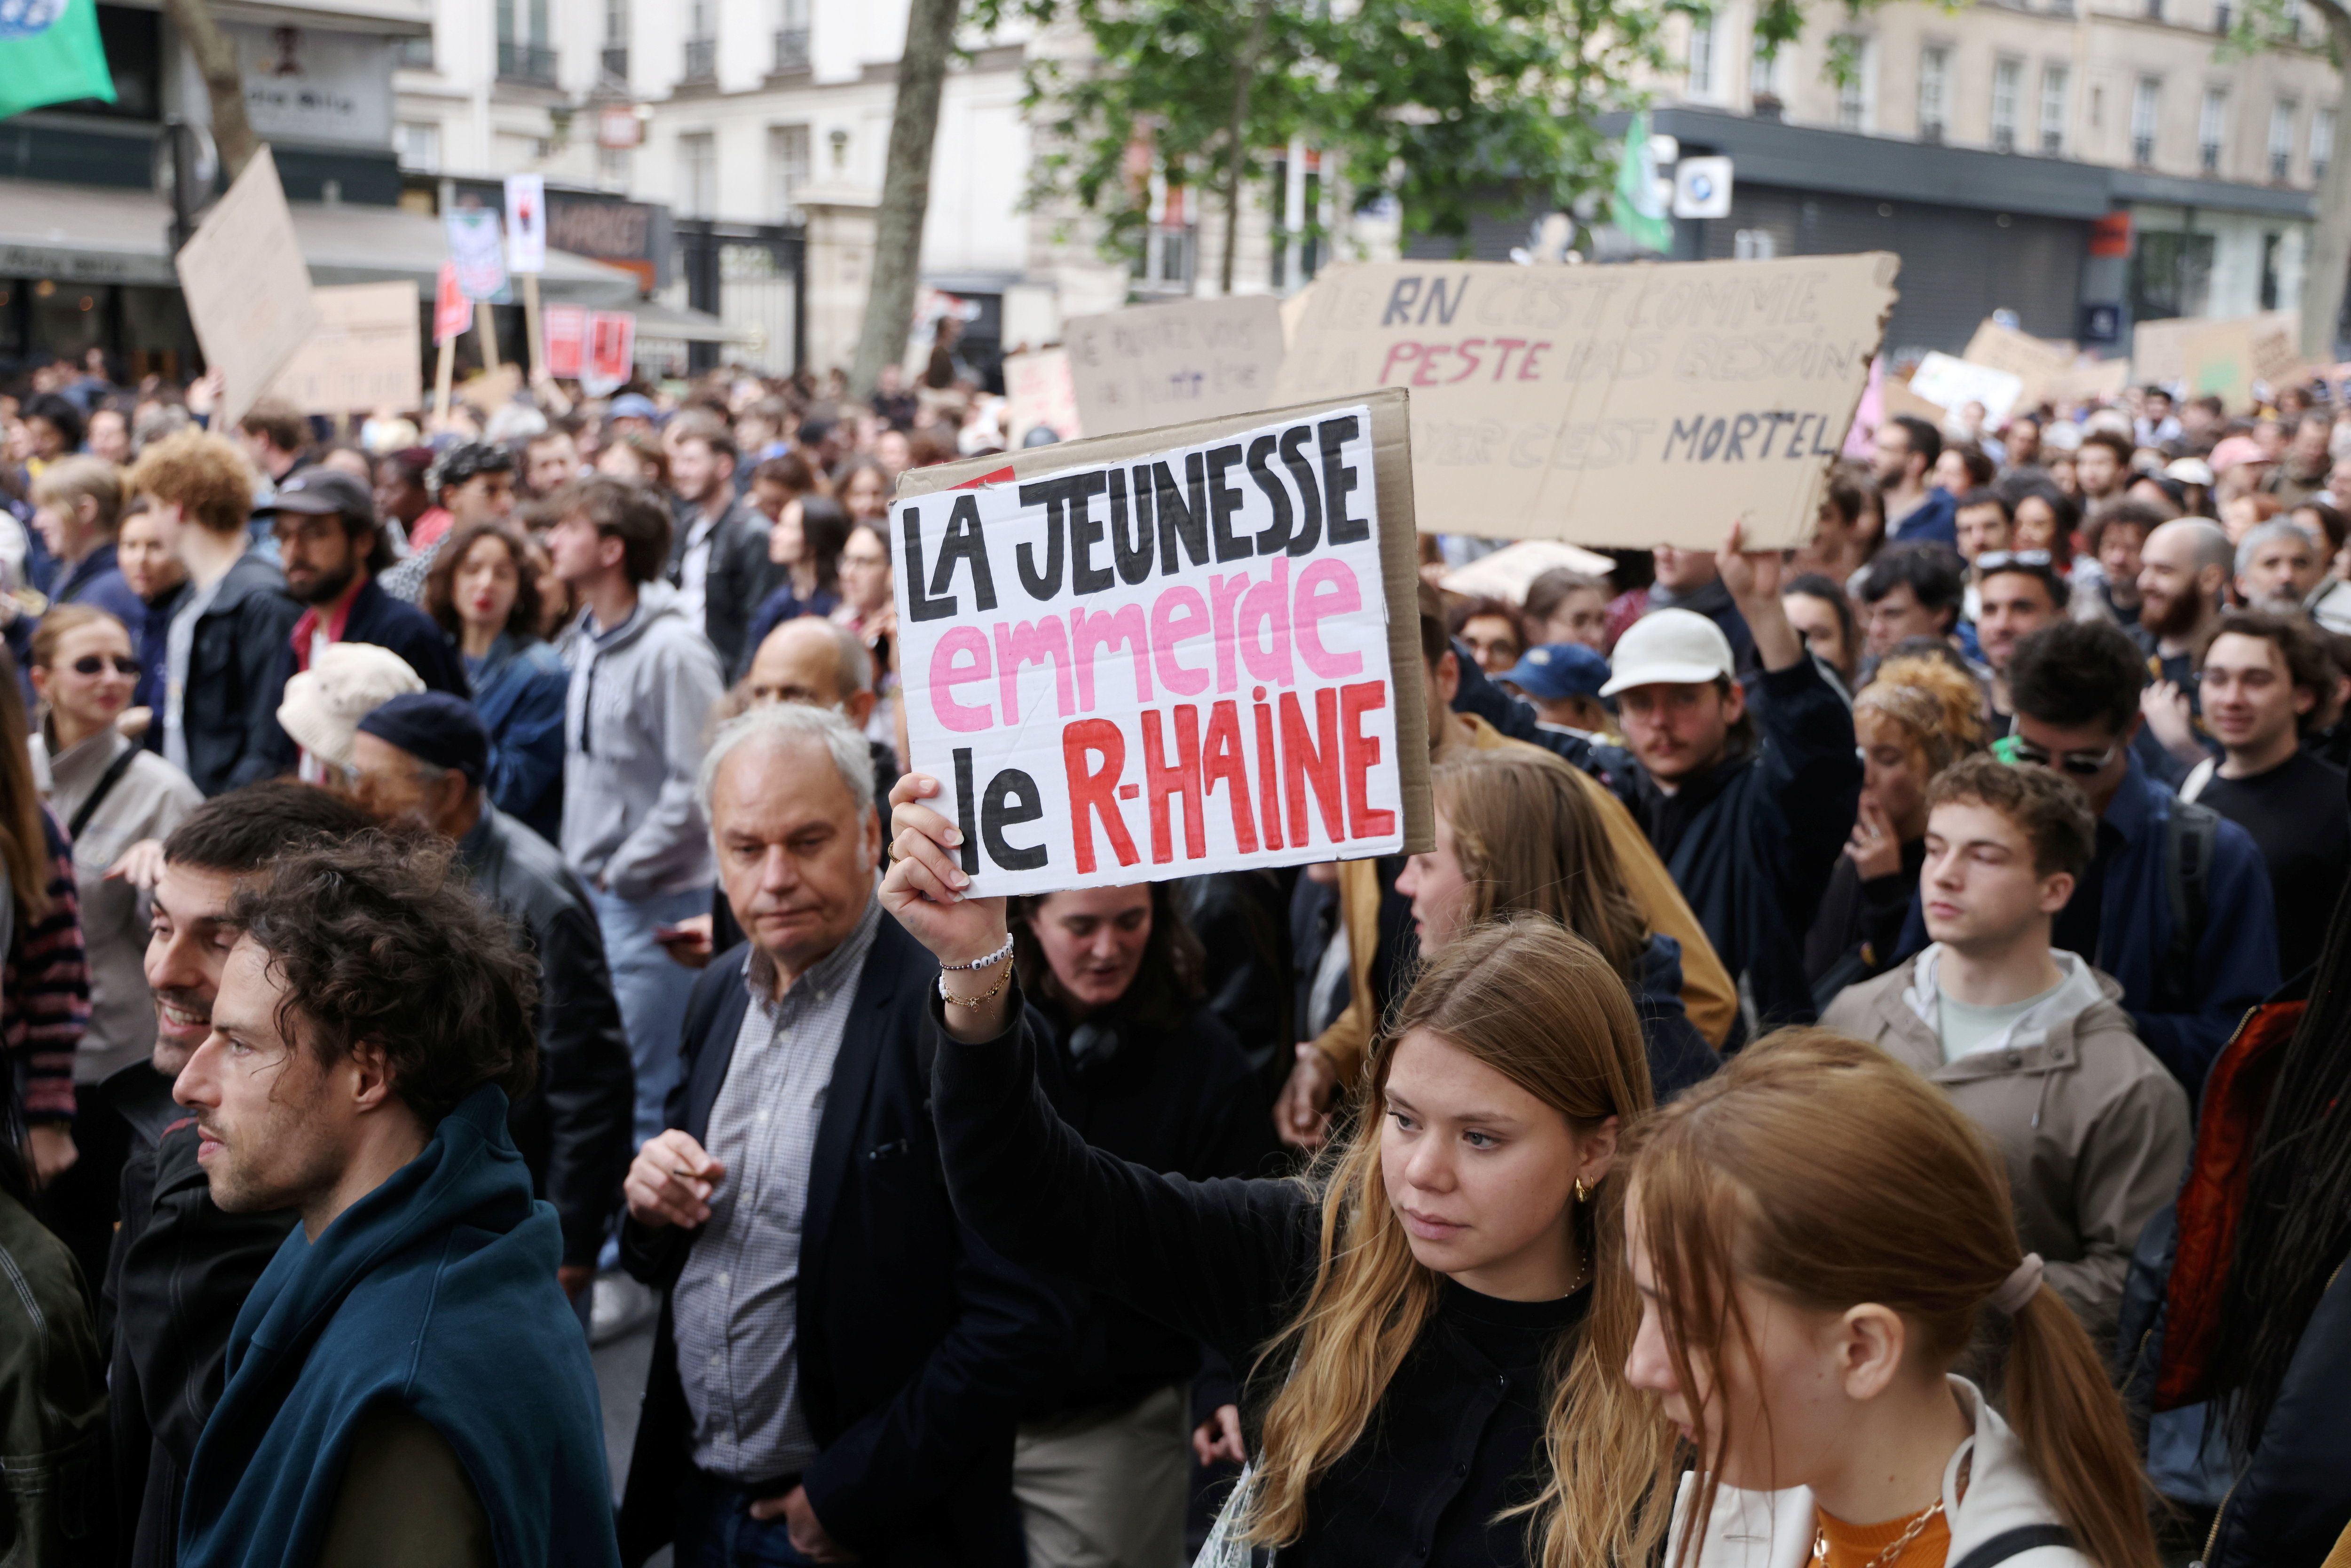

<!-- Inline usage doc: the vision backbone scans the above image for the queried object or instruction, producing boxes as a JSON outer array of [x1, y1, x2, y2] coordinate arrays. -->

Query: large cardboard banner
[[1064, 295, 1287, 438], [2133, 311, 2295, 394], [895, 388, 1430, 896], [1274, 254, 1900, 550], [174, 148, 319, 429], [266, 283, 422, 414]]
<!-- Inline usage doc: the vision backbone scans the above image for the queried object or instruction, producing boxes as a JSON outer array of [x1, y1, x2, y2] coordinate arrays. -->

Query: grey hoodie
[[1819, 947, 2192, 1352], [561, 583, 724, 900]]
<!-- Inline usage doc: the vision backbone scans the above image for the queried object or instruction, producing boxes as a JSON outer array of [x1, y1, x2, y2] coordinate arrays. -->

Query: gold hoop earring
[[1574, 1177, 1591, 1204]]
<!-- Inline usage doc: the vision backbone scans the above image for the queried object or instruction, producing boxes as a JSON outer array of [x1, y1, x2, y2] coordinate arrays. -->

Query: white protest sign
[[174, 147, 319, 429], [893, 390, 1429, 895], [1274, 254, 1900, 550], [265, 282, 422, 414], [1907, 351, 2025, 424], [1003, 348, 1081, 444], [1064, 295, 1287, 438], [446, 207, 508, 301], [504, 174, 547, 275]]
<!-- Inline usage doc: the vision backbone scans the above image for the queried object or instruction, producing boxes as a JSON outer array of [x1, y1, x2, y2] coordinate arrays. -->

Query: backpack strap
[[2156, 799, 2218, 1015], [1948, 1524, 2076, 1568], [2179, 755, 2217, 803], [66, 745, 143, 842]]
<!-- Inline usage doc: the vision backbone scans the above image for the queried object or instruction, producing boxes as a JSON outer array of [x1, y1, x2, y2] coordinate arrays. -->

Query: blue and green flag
[[1611, 109, 1673, 256], [0, 0, 116, 122]]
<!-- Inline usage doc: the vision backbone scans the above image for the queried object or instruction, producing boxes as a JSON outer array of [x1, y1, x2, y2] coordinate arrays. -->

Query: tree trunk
[[161, 0, 258, 182], [2300, 4, 2351, 362], [1219, 0, 1277, 295], [850, 0, 959, 400]]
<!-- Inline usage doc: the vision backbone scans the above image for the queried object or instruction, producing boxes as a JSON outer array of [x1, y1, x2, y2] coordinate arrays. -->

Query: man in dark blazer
[[616, 701, 1069, 1567]]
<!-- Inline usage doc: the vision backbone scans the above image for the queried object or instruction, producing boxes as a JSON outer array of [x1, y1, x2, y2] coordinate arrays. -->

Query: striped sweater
[[6, 810, 90, 1121]]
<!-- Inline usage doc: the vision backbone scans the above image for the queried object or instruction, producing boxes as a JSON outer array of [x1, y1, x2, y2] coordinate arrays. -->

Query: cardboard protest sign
[[2183, 316, 2298, 409], [174, 147, 319, 429], [266, 283, 421, 413], [2132, 311, 2294, 393], [1438, 539, 1615, 604], [2043, 359, 2130, 406], [1908, 352, 2024, 424], [894, 388, 1430, 895], [1273, 254, 1899, 551], [1960, 320, 2074, 409], [544, 304, 587, 378], [1064, 295, 1286, 438], [1880, 376, 1949, 426], [432, 262, 469, 345], [1002, 348, 1081, 444]]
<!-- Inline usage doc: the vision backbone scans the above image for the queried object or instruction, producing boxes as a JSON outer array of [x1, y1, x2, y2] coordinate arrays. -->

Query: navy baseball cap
[[252, 468, 375, 526], [1500, 642, 1611, 702]]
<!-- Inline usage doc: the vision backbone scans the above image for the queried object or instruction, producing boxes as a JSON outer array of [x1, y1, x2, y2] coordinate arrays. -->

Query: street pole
[[522, 274, 546, 382]]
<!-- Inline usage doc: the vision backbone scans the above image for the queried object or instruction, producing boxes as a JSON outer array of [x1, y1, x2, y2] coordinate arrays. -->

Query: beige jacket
[[1819, 948, 2193, 1352], [1312, 715, 1736, 1086]]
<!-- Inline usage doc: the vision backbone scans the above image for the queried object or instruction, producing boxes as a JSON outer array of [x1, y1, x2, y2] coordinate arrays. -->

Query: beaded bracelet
[[940, 934, 1015, 972]]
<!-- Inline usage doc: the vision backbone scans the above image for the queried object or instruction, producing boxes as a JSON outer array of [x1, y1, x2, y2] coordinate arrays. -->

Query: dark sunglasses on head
[[71, 655, 141, 678]]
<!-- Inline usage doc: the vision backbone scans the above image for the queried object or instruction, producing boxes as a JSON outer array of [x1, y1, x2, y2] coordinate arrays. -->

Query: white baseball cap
[[1599, 608, 1736, 697], [277, 642, 427, 770]]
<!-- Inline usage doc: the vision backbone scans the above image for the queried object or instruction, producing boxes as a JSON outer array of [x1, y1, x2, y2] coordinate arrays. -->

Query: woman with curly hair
[[1805, 652, 1987, 1006], [422, 519, 568, 842]]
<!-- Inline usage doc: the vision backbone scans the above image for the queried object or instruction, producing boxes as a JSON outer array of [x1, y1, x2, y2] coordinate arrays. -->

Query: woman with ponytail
[[880, 774, 1676, 1566], [1624, 1031, 2157, 1568]]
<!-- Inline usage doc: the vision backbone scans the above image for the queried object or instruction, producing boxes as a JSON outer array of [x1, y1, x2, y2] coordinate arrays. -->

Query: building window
[[684, 0, 716, 79], [2200, 87, 2228, 173], [1992, 57, 2020, 152], [2271, 99, 2298, 181], [2216, 0, 2233, 31], [2316, 106, 2336, 183], [679, 132, 716, 218], [1734, 228, 1778, 259], [395, 33, 434, 69], [2039, 64, 2068, 154], [601, 0, 628, 82], [598, 145, 631, 190], [495, 0, 555, 83], [2132, 77, 2160, 166], [395, 120, 440, 172], [1688, 16, 1715, 97], [770, 124, 810, 219], [1835, 37, 1870, 130], [2131, 229, 2215, 320], [775, 0, 810, 72], [1749, 37, 1780, 108], [1917, 44, 1949, 142]]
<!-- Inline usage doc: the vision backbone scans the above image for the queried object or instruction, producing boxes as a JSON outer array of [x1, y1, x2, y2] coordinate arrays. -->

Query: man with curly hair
[[169, 832, 619, 1568], [122, 429, 303, 795]]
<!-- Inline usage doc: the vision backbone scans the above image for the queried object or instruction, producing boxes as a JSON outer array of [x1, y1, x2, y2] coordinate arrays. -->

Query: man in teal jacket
[[170, 832, 619, 1568]]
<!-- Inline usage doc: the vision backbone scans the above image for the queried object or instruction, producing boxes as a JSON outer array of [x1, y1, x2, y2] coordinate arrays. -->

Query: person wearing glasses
[[25, 605, 202, 1283], [1974, 550, 2069, 729], [1902, 619, 2277, 1098]]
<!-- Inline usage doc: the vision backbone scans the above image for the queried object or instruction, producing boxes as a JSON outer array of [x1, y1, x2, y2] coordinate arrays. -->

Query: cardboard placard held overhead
[[893, 387, 1430, 895], [1908, 352, 2025, 424], [2132, 311, 2295, 393], [2183, 315, 2301, 410], [174, 147, 320, 429], [1273, 254, 1900, 551], [1063, 295, 1287, 438], [264, 282, 422, 414], [1002, 348, 1081, 444], [1959, 320, 2075, 409]]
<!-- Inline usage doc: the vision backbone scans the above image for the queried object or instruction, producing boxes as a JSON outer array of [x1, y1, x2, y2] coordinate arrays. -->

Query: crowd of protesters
[[0, 342, 2346, 1568]]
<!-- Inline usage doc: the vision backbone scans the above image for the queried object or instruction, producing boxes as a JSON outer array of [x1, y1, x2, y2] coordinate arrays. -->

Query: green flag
[[1611, 110, 1673, 256], [0, 0, 116, 122]]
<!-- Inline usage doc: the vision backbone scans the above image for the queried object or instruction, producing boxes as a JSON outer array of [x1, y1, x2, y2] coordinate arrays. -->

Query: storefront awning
[[0, 177, 739, 340]]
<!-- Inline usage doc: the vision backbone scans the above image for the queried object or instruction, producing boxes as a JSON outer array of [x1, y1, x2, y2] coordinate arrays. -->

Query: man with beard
[[101, 782, 375, 1568], [1870, 415, 1957, 547], [249, 469, 466, 776], [2234, 518, 2327, 613], [2135, 517, 2232, 781]]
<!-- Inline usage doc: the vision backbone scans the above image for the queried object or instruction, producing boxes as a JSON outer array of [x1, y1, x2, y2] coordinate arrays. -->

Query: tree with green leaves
[[2222, 0, 2351, 360], [981, 0, 1706, 285]]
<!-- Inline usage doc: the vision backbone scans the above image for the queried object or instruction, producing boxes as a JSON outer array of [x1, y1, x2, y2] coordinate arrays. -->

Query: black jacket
[[671, 496, 786, 678], [255, 575, 471, 773], [185, 551, 303, 796], [616, 917, 1073, 1567], [1169, 871, 1295, 1102], [100, 1061, 299, 1568], [454, 800, 635, 1267], [1031, 994, 1279, 1413], [935, 989, 1598, 1568], [1615, 658, 1860, 1028]]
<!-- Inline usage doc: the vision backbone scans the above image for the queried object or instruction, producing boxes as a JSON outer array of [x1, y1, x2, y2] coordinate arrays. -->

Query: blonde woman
[[1805, 653, 1985, 1006], [876, 771, 1676, 1568]]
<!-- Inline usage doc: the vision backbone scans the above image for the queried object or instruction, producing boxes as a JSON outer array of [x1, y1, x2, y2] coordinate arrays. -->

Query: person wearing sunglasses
[[1901, 618, 2277, 1100], [24, 604, 203, 1285]]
